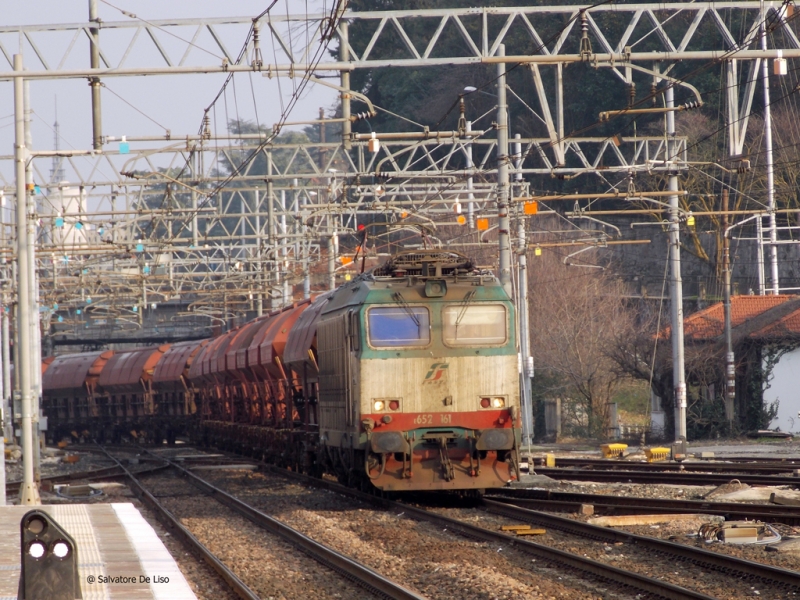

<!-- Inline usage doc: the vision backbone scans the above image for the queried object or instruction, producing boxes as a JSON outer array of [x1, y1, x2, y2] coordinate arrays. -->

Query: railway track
[[4, 462, 169, 497], [708, 456, 800, 465], [97, 446, 425, 600], [243, 457, 800, 598], [488, 488, 800, 526], [4, 446, 245, 497], [534, 456, 800, 475], [481, 499, 800, 596], [533, 466, 800, 487], [159, 447, 740, 599], [91, 443, 800, 598]]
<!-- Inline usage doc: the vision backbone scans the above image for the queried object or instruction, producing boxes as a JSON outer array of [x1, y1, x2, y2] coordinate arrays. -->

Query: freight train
[[40, 250, 522, 492]]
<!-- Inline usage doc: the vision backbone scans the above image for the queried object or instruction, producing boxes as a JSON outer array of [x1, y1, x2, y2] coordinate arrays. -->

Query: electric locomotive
[[39, 249, 522, 493], [315, 250, 521, 491]]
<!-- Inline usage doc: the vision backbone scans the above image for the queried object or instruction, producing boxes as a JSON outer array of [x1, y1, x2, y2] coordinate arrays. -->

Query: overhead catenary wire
[[26, 2, 800, 314]]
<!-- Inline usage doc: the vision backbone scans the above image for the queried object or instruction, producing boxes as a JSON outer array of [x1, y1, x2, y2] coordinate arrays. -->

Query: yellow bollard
[[644, 447, 671, 462], [600, 443, 628, 458]]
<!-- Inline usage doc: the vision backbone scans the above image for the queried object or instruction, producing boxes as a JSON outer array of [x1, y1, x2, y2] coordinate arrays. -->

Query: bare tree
[[528, 244, 639, 438]]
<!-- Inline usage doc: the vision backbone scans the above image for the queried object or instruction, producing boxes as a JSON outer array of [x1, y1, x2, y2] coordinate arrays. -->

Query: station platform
[[0, 503, 196, 600]]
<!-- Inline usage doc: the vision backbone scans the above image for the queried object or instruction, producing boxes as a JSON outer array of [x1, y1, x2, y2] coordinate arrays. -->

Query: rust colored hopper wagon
[[196, 301, 314, 463], [221, 316, 270, 424], [253, 302, 311, 428], [187, 333, 232, 421], [96, 345, 170, 443], [41, 350, 114, 443], [152, 339, 208, 420], [284, 292, 334, 429]]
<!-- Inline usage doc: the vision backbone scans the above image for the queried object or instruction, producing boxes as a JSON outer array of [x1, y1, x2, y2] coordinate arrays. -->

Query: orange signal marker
[[523, 200, 538, 215]]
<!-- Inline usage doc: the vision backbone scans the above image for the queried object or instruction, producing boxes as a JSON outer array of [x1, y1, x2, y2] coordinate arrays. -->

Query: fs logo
[[423, 362, 449, 383]]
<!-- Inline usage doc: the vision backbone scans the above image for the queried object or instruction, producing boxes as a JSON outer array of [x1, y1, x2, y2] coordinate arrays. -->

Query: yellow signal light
[[534, 246, 542, 256], [456, 214, 466, 225]]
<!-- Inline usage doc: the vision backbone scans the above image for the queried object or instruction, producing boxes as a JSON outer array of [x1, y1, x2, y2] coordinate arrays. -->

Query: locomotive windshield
[[368, 306, 431, 347], [443, 304, 507, 346]]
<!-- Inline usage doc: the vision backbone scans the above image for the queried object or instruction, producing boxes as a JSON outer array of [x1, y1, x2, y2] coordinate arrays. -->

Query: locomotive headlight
[[373, 400, 385, 412], [480, 396, 506, 409]]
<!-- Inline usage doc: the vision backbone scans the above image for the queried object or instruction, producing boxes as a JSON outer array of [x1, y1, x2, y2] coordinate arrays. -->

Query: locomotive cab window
[[443, 303, 507, 346], [367, 306, 430, 347]]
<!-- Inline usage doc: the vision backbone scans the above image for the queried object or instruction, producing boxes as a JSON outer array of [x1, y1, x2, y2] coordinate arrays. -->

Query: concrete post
[[722, 189, 735, 427], [2, 303, 10, 445], [339, 23, 351, 150], [466, 121, 475, 229], [14, 54, 40, 505], [328, 234, 336, 291], [666, 84, 687, 442], [761, 1, 779, 294], [24, 78, 41, 483], [496, 44, 512, 297], [89, 0, 103, 150]]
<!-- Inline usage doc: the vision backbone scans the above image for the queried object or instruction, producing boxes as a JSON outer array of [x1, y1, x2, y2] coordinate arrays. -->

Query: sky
[[0, 1, 340, 184]]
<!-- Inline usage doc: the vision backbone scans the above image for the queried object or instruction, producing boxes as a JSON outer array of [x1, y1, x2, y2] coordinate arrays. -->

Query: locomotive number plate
[[414, 413, 452, 425]]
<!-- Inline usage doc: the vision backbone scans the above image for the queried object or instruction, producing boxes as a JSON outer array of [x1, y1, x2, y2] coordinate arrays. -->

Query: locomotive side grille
[[317, 316, 351, 429]]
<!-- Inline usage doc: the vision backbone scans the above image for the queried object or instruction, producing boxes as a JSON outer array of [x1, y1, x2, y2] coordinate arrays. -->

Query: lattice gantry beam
[[0, 135, 687, 191], [0, 3, 797, 80]]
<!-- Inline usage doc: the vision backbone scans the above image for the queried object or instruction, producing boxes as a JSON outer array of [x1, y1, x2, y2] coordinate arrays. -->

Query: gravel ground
[[433, 506, 796, 599], [5, 447, 115, 485], [125, 487, 240, 600], [197, 467, 651, 600], [624, 522, 800, 571], [512, 478, 800, 571], [10, 443, 800, 599], [520, 476, 777, 501], [142, 472, 375, 600]]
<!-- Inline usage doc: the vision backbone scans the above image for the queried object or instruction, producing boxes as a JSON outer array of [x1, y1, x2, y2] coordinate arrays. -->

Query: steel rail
[[706, 456, 800, 464], [534, 466, 800, 487], [483, 499, 800, 591], [489, 489, 800, 526], [138, 449, 427, 600], [95, 446, 262, 600], [225, 460, 716, 600], [389, 501, 716, 600], [534, 457, 800, 475]]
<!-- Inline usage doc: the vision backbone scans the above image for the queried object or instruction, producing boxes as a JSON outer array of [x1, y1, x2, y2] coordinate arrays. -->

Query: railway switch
[[18, 510, 81, 600]]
